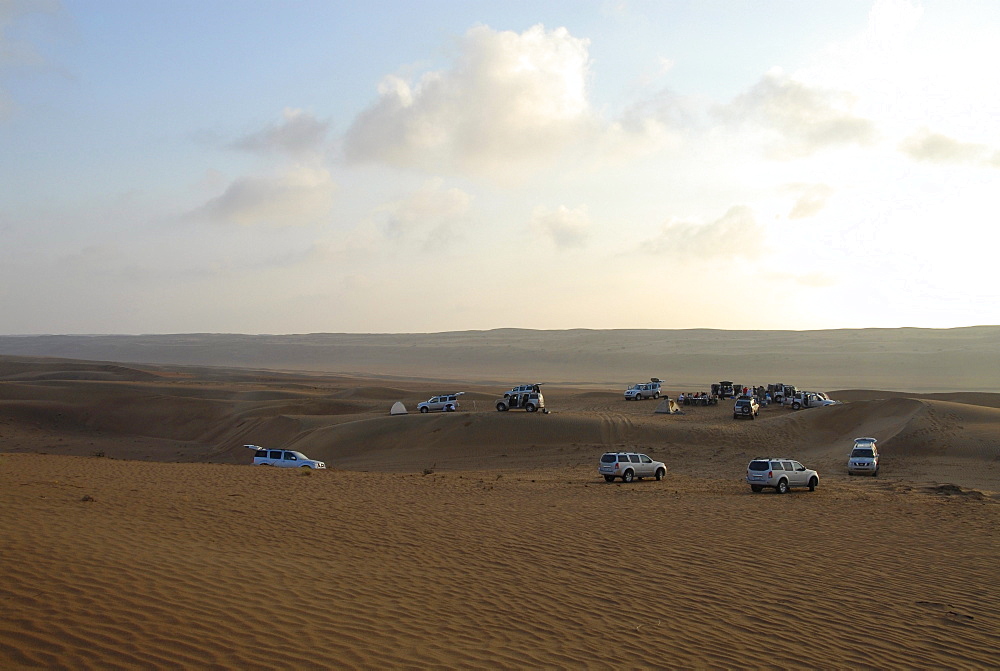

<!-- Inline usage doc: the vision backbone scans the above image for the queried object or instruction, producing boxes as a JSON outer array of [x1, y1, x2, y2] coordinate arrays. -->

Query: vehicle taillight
[[768, 471, 773, 477]]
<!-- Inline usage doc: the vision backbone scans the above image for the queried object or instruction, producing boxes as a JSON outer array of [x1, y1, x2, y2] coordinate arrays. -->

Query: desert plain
[[0, 328, 998, 669]]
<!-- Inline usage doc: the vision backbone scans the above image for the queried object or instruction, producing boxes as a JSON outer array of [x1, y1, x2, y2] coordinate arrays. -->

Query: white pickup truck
[[784, 391, 838, 410]]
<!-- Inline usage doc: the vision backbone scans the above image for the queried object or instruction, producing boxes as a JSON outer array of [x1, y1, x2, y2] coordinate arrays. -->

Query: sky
[[1, 0, 998, 334]]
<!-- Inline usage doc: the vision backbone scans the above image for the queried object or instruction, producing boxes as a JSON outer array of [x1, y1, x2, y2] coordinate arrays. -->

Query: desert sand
[[1, 347, 998, 669]]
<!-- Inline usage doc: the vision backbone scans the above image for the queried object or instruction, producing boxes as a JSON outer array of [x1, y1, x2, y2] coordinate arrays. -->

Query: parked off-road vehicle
[[624, 378, 661, 400], [245, 445, 326, 469], [848, 437, 880, 476], [417, 392, 464, 413], [733, 395, 760, 419], [746, 458, 818, 493], [598, 452, 666, 483], [496, 385, 545, 412], [785, 391, 838, 410]]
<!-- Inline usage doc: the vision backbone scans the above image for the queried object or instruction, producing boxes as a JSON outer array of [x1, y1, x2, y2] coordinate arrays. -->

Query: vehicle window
[[792, 461, 804, 470], [269, 451, 282, 459], [640, 455, 652, 463], [601, 454, 617, 463], [628, 455, 640, 463], [748, 461, 769, 471], [284, 452, 296, 461], [770, 462, 784, 470], [782, 462, 794, 470]]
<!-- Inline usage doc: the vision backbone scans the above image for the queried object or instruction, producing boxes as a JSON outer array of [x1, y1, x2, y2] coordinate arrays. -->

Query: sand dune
[[2, 326, 999, 391], [1, 454, 997, 669], [1, 353, 998, 668]]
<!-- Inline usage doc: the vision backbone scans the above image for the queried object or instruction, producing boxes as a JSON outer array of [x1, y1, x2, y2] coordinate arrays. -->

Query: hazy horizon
[[3, 1, 998, 333]]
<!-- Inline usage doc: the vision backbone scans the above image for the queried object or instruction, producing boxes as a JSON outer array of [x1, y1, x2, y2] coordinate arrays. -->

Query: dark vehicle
[[712, 381, 739, 399]]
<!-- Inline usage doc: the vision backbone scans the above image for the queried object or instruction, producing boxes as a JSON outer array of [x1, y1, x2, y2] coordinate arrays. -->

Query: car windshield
[[748, 460, 769, 471], [852, 448, 874, 457]]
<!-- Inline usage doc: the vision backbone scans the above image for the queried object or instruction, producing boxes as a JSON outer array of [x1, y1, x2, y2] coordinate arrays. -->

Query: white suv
[[847, 437, 880, 476], [746, 457, 818, 493], [733, 396, 760, 419], [246, 445, 326, 469], [417, 392, 464, 413], [598, 452, 666, 483]]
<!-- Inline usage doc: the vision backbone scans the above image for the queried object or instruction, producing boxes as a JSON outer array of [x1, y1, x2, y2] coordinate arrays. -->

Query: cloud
[[722, 71, 876, 158], [643, 206, 764, 261], [194, 165, 336, 226], [374, 179, 473, 247], [230, 108, 330, 158], [785, 183, 835, 219], [531, 205, 591, 249], [343, 24, 595, 180], [899, 127, 996, 167]]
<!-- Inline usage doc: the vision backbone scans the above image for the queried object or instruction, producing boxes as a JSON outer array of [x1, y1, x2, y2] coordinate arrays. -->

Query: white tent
[[389, 401, 407, 415], [654, 397, 682, 414]]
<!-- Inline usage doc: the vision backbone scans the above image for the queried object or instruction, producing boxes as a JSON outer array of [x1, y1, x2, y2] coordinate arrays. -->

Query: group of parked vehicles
[[248, 377, 875, 489]]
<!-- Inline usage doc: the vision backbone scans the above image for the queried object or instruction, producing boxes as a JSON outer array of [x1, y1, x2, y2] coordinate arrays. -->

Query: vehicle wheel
[[622, 469, 635, 483], [525, 403, 536, 412], [655, 467, 665, 481], [445, 404, 454, 412], [604, 475, 615, 482], [808, 477, 817, 491], [420, 407, 429, 413], [750, 485, 762, 492], [792, 402, 801, 410], [496, 403, 507, 412], [301, 464, 311, 469], [776, 479, 789, 494], [654, 392, 659, 399]]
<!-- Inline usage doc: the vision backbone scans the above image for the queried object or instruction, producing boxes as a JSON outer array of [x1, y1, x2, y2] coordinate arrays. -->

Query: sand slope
[[2, 355, 999, 668], [1, 454, 997, 669]]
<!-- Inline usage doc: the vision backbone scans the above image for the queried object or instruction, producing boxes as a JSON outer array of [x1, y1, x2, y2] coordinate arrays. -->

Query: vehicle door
[[785, 461, 805, 486], [268, 450, 283, 466], [638, 454, 655, 477], [626, 454, 643, 476], [282, 451, 299, 468]]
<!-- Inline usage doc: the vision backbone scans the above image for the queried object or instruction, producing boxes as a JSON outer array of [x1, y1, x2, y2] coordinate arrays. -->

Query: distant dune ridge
[[1, 325, 999, 391], [1, 330, 999, 668]]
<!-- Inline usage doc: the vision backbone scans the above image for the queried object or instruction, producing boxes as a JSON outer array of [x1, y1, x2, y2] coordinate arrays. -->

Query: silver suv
[[624, 378, 661, 401], [504, 383, 542, 398], [733, 395, 760, 419], [417, 392, 464, 413], [496, 389, 544, 412], [245, 445, 326, 469], [847, 437, 880, 476], [746, 457, 818, 493], [598, 452, 666, 483]]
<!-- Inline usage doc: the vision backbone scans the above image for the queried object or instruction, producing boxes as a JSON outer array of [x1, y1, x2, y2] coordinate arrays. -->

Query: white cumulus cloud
[[375, 179, 474, 247], [230, 108, 331, 158], [643, 206, 765, 261], [531, 205, 591, 249], [722, 71, 876, 158], [344, 24, 596, 180], [899, 127, 997, 167], [194, 165, 336, 226]]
